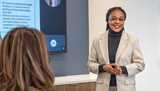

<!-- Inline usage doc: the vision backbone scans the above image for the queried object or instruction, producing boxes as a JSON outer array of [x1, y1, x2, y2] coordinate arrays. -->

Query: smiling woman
[[88, 7, 145, 91], [106, 7, 126, 32]]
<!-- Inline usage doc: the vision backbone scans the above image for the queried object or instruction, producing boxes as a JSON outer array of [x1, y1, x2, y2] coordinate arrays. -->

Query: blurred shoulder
[[124, 31, 139, 42]]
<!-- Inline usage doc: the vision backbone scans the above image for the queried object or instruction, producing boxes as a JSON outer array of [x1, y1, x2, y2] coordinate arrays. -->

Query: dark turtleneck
[[108, 29, 122, 86], [98, 29, 128, 86], [108, 29, 123, 63]]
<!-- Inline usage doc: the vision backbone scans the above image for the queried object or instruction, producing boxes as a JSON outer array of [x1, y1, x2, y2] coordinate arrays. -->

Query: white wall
[[89, 0, 160, 91]]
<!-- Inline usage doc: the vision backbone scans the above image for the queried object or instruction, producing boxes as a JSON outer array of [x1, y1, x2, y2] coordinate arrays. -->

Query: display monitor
[[0, 0, 67, 53]]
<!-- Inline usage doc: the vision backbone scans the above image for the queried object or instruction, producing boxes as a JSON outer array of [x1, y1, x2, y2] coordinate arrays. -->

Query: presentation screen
[[0, 0, 67, 53]]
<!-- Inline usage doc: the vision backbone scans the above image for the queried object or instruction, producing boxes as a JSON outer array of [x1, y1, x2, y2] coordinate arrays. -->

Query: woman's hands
[[103, 64, 122, 75]]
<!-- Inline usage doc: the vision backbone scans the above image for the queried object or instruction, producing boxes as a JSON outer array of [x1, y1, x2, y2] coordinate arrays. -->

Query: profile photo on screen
[[44, 0, 61, 7]]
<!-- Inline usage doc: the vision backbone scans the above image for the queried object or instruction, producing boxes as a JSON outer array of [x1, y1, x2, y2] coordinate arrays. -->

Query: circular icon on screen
[[50, 39, 57, 47], [44, 0, 61, 7]]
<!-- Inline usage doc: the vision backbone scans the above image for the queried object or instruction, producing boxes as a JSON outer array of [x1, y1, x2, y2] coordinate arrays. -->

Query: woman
[[88, 7, 145, 91], [0, 27, 54, 91]]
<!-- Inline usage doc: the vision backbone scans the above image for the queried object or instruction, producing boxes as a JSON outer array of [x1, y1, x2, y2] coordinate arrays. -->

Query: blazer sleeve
[[88, 39, 100, 74], [126, 39, 145, 77]]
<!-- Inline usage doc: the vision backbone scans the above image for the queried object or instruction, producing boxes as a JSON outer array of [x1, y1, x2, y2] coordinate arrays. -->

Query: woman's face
[[108, 9, 125, 32]]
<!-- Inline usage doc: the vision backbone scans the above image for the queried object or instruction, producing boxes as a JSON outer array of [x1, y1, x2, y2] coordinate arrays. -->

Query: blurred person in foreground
[[0, 27, 54, 91]]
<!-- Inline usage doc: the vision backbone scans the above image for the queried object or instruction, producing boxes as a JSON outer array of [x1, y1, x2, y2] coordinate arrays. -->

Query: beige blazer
[[88, 31, 145, 91]]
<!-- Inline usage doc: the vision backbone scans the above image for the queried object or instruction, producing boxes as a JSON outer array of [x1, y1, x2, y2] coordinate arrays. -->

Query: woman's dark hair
[[106, 7, 126, 30]]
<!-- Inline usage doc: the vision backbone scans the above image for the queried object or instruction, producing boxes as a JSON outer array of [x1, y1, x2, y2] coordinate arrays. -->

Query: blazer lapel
[[99, 31, 109, 64], [116, 31, 129, 63]]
